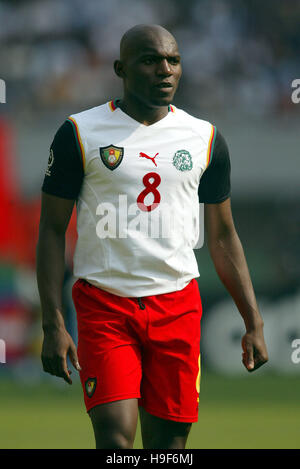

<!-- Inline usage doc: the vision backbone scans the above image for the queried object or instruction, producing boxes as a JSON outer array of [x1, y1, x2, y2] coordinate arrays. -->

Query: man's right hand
[[41, 326, 81, 384]]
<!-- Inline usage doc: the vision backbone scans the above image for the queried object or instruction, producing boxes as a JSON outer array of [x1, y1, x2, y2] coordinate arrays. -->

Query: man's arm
[[204, 197, 268, 372], [37, 192, 81, 384]]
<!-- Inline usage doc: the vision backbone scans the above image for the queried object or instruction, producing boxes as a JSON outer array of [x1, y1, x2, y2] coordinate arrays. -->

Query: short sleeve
[[198, 130, 231, 203], [42, 120, 84, 199]]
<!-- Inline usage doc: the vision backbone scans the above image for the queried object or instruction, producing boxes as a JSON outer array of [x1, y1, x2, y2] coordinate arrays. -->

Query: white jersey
[[67, 100, 216, 297]]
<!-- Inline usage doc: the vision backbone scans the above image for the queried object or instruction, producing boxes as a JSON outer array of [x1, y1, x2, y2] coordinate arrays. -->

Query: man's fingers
[[242, 332, 268, 373], [252, 353, 268, 371], [42, 354, 61, 376], [47, 355, 72, 384], [68, 343, 81, 371], [242, 352, 252, 371], [55, 356, 73, 384], [42, 356, 56, 376], [41, 331, 78, 383], [245, 345, 254, 370], [242, 350, 268, 372]]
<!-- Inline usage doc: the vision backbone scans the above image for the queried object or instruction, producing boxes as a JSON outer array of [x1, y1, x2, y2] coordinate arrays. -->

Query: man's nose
[[157, 59, 172, 75]]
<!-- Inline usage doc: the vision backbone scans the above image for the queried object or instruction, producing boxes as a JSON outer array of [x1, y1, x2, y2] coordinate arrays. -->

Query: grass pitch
[[1, 372, 299, 449]]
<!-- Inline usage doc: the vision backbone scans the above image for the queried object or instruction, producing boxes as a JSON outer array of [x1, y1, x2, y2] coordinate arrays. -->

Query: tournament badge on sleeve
[[99, 144, 124, 170]]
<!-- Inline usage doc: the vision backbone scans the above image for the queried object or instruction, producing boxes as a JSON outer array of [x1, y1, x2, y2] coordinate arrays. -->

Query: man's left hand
[[241, 327, 268, 372]]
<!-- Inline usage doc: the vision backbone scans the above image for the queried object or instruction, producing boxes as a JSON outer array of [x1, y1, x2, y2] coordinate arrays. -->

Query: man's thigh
[[72, 279, 143, 412], [139, 279, 202, 423], [139, 407, 192, 449], [89, 398, 139, 449]]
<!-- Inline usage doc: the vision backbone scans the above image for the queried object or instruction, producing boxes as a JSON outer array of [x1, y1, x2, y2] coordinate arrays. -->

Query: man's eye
[[169, 58, 180, 65], [143, 58, 155, 65]]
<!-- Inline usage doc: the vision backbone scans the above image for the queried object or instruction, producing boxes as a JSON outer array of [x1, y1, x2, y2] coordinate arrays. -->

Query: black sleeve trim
[[198, 130, 231, 204], [42, 120, 84, 200]]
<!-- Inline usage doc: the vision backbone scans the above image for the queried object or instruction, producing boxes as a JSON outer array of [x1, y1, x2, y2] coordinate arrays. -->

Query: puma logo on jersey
[[139, 152, 159, 166]]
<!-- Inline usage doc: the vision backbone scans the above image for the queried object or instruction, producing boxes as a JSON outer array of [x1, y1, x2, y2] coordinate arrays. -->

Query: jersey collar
[[108, 99, 175, 114]]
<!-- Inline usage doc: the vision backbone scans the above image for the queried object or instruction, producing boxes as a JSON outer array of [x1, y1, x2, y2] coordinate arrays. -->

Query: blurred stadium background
[[0, 0, 299, 449]]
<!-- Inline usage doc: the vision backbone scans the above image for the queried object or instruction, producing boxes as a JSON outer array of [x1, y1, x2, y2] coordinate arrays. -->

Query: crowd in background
[[1, 0, 299, 116]]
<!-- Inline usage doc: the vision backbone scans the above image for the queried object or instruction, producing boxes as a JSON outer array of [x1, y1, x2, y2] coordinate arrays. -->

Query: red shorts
[[72, 279, 202, 423]]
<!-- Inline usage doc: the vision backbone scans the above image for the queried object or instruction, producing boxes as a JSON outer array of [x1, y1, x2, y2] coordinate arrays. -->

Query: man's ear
[[114, 60, 126, 78]]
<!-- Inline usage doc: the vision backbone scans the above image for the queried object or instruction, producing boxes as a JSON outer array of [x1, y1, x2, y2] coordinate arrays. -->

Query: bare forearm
[[208, 230, 263, 331], [36, 227, 66, 331]]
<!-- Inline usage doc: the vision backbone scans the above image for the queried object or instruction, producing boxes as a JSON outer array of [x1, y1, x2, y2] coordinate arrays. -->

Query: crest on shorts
[[85, 377, 97, 398], [173, 149, 193, 172], [99, 144, 124, 170]]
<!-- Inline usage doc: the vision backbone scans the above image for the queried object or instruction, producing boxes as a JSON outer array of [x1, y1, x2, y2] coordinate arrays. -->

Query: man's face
[[120, 33, 182, 107]]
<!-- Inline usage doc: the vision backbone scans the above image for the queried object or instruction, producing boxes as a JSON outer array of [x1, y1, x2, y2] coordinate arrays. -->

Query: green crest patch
[[173, 150, 193, 171]]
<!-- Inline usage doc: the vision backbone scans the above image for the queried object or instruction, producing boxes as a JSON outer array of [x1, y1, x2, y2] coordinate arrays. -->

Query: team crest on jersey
[[85, 377, 97, 398], [173, 149, 193, 171], [99, 144, 124, 170]]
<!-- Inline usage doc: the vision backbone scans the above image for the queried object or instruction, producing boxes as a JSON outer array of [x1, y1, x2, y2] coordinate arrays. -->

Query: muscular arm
[[37, 193, 73, 328], [37, 192, 81, 383], [205, 198, 268, 371]]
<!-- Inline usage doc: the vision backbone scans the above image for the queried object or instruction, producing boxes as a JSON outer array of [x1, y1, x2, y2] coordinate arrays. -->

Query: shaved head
[[114, 24, 182, 113], [120, 24, 178, 62]]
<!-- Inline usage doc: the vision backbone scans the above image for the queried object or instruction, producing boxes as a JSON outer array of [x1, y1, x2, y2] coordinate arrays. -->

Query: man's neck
[[117, 96, 169, 126]]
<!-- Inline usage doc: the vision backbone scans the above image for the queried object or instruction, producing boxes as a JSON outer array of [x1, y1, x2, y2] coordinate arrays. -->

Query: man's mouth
[[154, 82, 173, 89]]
